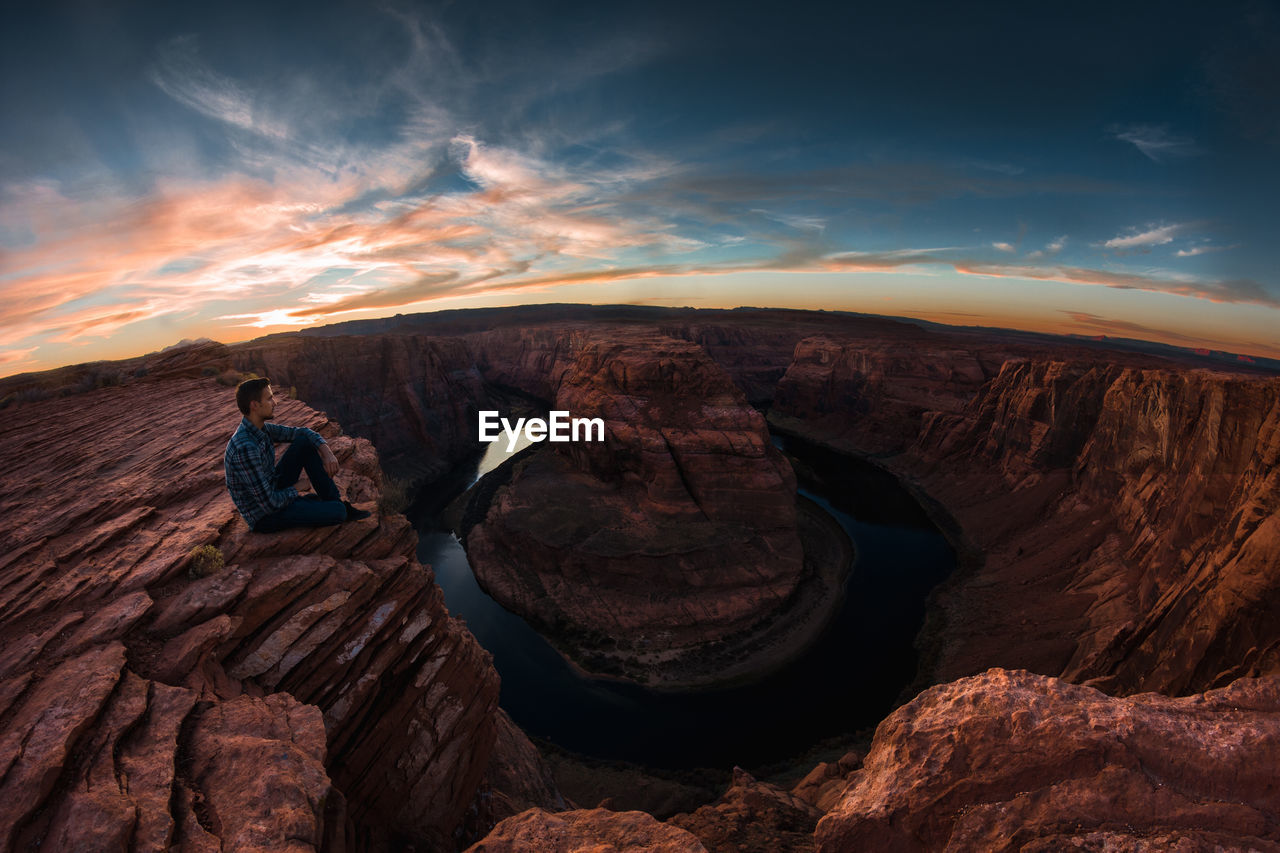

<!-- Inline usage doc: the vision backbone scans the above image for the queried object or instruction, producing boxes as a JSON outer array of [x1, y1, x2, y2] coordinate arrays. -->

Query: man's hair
[[235, 377, 272, 415]]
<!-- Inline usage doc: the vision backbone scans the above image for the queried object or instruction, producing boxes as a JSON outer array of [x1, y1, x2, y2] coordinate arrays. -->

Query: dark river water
[[412, 433, 954, 770]]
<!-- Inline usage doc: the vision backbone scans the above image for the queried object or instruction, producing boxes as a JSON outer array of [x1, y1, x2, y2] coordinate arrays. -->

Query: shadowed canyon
[[2, 305, 1278, 851]]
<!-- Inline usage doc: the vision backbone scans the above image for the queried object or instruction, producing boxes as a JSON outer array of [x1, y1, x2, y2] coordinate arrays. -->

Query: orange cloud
[[3, 132, 1277, 376]]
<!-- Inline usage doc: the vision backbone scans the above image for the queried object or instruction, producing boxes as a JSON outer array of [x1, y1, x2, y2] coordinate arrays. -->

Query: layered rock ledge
[[0, 372, 506, 850]]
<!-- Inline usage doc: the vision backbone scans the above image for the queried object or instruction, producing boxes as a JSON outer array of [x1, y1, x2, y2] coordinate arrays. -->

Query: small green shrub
[[379, 476, 410, 515], [215, 369, 258, 386], [16, 387, 53, 404], [188, 544, 225, 578], [95, 370, 123, 388], [201, 366, 218, 377]]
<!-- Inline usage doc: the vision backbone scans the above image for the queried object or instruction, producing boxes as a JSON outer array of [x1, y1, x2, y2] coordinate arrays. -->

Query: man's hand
[[320, 445, 340, 478]]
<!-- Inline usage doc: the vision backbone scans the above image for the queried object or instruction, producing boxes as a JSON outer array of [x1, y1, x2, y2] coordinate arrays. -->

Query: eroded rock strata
[[466, 807, 709, 852], [460, 328, 806, 685], [0, 374, 514, 851], [815, 668, 1280, 851], [914, 364, 1280, 696], [5, 305, 1280, 852], [767, 336, 1280, 698]]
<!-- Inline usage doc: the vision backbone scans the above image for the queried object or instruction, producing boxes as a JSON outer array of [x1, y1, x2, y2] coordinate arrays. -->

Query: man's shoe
[[344, 500, 372, 521]]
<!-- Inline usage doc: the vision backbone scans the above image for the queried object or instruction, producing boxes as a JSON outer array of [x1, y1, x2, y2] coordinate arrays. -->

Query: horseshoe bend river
[[410, 433, 955, 770]]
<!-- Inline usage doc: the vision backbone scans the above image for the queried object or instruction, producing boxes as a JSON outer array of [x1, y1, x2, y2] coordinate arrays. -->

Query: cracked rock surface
[[0, 374, 500, 851]]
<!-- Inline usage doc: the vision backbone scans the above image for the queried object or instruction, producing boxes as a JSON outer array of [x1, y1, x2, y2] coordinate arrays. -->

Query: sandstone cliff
[[815, 668, 1280, 851], [768, 336, 1280, 698], [461, 327, 805, 685], [770, 335, 1009, 454], [0, 373, 503, 850], [461, 668, 1280, 852], [905, 362, 1280, 696]]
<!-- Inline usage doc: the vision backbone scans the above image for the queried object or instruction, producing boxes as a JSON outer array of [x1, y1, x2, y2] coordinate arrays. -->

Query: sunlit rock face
[[0, 373, 502, 851], [907, 363, 1280, 695], [462, 326, 804, 683], [466, 807, 710, 853], [816, 668, 1280, 852]]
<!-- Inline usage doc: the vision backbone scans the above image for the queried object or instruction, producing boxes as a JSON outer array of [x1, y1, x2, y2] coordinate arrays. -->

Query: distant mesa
[[159, 336, 218, 353]]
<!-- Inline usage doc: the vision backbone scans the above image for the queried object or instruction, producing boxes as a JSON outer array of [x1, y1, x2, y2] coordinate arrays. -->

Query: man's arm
[[262, 422, 327, 447], [262, 422, 339, 478]]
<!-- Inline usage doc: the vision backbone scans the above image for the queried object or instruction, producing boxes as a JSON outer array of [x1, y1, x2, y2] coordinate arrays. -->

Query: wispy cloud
[[992, 241, 1015, 252], [1175, 243, 1239, 257], [952, 260, 1278, 307], [1110, 123, 1199, 162], [149, 36, 290, 140], [1027, 235, 1067, 259], [1103, 223, 1185, 249], [752, 209, 826, 232], [220, 308, 321, 328], [0, 132, 702, 348], [0, 346, 37, 365], [963, 158, 1025, 176], [1060, 310, 1203, 344]]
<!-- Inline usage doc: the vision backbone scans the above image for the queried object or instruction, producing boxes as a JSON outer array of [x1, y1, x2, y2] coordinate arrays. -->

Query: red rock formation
[[663, 320, 812, 406], [466, 808, 708, 852], [899, 362, 1280, 696], [462, 327, 804, 684], [790, 750, 864, 814], [815, 668, 1280, 851], [769, 334, 1280, 697], [470, 709, 573, 832], [771, 335, 1004, 454], [11, 306, 1277, 853], [0, 373, 502, 850], [669, 767, 823, 853]]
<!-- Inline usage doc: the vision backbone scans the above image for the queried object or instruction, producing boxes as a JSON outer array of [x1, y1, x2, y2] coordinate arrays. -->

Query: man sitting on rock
[[224, 377, 371, 533]]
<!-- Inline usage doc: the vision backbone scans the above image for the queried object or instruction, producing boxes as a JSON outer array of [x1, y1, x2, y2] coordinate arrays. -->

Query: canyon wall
[[225, 314, 1280, 699], [769, 338, 1280, 697], [913, 361, 1280, 696]]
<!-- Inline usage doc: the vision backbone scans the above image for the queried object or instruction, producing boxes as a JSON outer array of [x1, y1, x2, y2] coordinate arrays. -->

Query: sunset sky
[[3, 0, 1279, 376]]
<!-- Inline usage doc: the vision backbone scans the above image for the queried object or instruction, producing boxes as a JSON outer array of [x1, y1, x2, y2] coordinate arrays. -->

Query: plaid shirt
[[223, 417, 327, 527]]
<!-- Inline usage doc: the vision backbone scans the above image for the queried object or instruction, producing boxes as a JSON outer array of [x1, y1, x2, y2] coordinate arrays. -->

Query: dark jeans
[[253, 437, 347, 533]]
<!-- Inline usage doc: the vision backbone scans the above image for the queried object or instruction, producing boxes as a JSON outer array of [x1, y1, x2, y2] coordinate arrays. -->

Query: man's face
[[255, 385, 276, 420]]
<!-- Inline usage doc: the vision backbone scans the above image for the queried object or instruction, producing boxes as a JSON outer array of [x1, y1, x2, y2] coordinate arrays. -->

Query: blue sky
[[3, 0, 1279, 375]]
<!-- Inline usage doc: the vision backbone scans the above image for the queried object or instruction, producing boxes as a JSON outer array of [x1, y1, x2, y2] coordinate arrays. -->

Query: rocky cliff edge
[[0, 374, 502, 851]]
